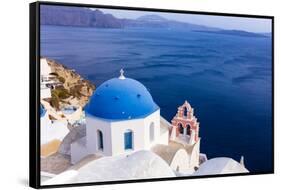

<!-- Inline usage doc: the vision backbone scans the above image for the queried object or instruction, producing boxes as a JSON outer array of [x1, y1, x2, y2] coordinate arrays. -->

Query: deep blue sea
[[41, 25, 273, 173]]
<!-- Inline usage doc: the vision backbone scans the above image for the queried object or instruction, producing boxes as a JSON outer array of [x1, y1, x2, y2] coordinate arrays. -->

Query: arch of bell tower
[[170, 100, 200, 144]]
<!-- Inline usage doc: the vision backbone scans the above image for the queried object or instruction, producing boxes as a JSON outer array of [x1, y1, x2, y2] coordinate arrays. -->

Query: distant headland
[[40, 5, 267, 38]]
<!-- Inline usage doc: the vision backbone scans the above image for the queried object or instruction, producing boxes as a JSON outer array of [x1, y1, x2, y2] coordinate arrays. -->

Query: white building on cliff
[[40, 58, 52, 99]]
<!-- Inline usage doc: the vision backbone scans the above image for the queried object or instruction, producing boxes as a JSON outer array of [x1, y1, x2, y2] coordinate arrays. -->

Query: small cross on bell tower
[[119, 68, 126, 80]]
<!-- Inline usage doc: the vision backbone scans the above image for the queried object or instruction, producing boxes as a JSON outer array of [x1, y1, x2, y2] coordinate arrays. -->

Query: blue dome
[[85, 77, 159, 120]]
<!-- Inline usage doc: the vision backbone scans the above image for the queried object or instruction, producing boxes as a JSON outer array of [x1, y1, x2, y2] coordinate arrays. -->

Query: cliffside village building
[[40, 58, 63, 99]]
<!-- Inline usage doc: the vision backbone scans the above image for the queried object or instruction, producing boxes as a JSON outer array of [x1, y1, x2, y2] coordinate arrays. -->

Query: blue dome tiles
[[85, 77, 159, 120]]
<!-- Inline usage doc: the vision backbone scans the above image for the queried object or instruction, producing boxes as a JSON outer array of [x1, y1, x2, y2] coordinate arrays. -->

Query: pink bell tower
[[170, 101, 200, 144]]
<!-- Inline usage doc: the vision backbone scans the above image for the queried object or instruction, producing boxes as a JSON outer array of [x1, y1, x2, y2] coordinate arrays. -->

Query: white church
[[70, 69, 169, 163]]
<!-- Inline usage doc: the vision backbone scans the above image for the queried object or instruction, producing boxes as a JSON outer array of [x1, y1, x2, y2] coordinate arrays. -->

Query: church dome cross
[[119, 69, 126, 80]]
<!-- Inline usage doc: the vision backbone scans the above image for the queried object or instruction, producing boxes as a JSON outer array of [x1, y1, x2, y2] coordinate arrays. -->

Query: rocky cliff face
[[44, 58, 95, 109]]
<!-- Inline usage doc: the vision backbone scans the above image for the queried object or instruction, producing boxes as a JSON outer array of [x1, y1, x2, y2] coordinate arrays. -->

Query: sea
[[41, 25, 273, 173]]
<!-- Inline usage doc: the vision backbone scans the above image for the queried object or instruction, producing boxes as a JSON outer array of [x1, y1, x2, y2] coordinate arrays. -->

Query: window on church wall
[[124, 129, 133, 150], [97, 130, 103, 150], [178, 123, 184, 134], [150, 122, 155, 142]]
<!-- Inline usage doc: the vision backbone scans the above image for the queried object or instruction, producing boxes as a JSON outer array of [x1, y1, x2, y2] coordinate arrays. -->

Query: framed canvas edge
[[29, 1, 275, 189], [30, 1, 41, 189]]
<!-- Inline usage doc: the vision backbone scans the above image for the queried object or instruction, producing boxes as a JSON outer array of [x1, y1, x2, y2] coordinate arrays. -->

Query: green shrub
[[69, 85, 83, 98], [52, 88, 71, 100], [50, 91, 60, 110]]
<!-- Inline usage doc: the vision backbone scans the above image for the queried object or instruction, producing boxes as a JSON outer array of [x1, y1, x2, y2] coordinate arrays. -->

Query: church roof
[[85, 70, 159, 120], [192, 157, 249, 175], [42, 151, 175, 185]]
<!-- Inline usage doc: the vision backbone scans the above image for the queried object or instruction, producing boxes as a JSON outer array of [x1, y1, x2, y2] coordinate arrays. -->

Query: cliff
[[44, 58, 95, 109]]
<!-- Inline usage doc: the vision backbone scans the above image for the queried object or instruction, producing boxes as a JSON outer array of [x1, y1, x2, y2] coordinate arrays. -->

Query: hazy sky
[[97, 8, 271, 33]]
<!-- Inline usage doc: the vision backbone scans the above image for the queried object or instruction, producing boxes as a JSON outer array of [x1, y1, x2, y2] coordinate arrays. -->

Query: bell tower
[[170, 100, 200, 144]]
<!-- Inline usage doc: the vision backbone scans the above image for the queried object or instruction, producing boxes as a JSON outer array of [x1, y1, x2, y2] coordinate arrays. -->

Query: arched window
[[184, 107, 188, 117], [150, 122, 155, 142], [97, 130, 103, 150], [178, 123, 184, 134], [124, 129, 133, 150], [186, 124, 191, 135]]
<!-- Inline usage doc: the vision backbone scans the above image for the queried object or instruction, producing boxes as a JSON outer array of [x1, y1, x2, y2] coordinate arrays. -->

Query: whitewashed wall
[[86, 116, 112, 156], [41, 87, 51, 99], [143, 110, 161, 148], [84, 109, 164, 157], [71, 137, 88, 164]]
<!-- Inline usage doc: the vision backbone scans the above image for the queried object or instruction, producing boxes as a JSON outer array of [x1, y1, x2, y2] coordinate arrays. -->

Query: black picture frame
[[29, 1, 274, 189]]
